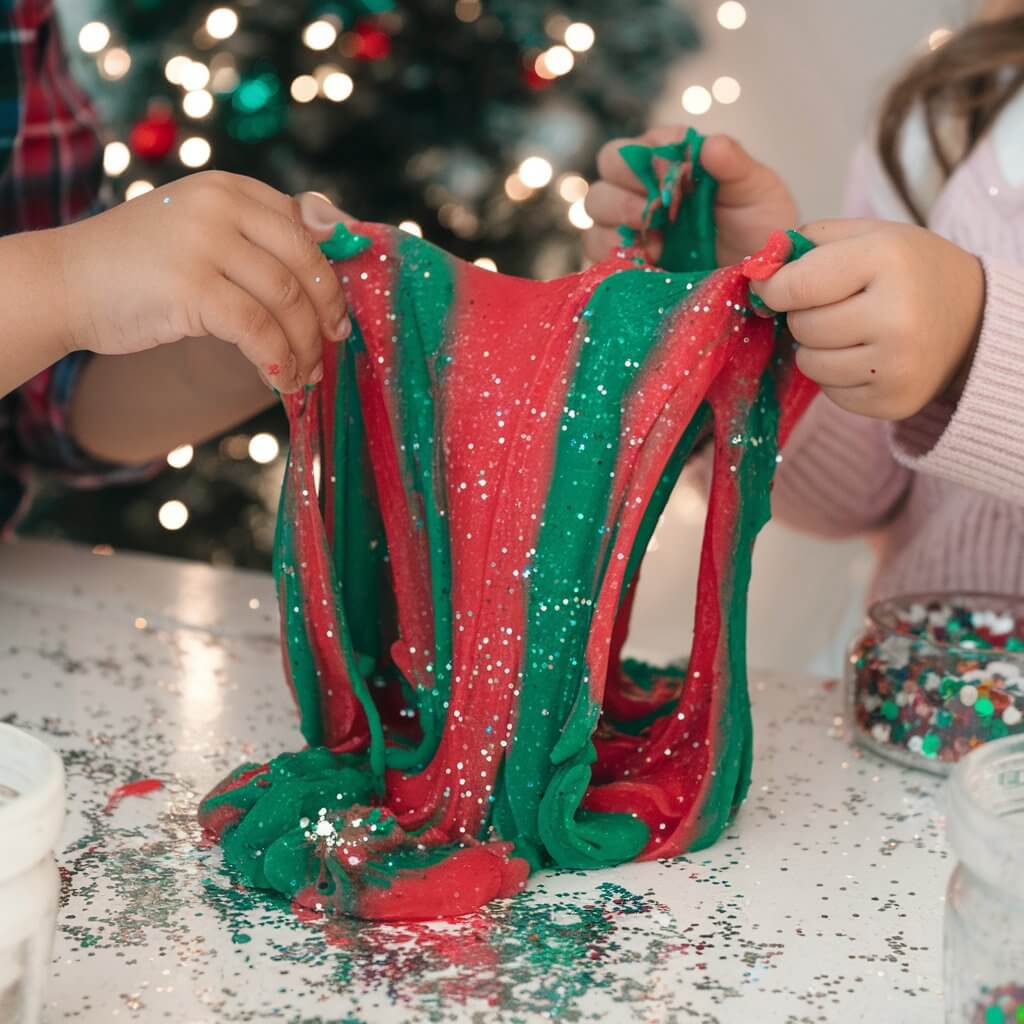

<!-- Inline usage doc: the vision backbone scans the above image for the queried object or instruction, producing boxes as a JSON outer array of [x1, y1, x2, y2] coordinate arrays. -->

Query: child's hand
[[583, 126, 799, 267], [56, 173, 351, 393], [750, 220, 985, 421]]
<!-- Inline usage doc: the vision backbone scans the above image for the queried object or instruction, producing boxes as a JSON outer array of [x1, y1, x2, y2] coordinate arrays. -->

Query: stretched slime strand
[[199, 129, 817, 920]]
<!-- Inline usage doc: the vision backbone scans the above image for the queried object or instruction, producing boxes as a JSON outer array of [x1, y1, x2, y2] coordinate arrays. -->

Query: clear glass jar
[[846, 593, 1024, 774], [944, 734, 1024, 1023]]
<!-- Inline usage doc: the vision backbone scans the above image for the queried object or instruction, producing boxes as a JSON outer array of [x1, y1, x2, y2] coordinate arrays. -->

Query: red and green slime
[[199, 129, 818, 920]]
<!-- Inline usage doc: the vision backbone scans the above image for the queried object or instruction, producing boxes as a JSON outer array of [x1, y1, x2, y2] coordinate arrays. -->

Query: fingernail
[[309, 362, 324, 385], [308, 200, 344, 231], [335, 315, 352, 341]]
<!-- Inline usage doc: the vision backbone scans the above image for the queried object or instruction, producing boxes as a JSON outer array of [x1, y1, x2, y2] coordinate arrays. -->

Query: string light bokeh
[[32, 0, 699, 566]]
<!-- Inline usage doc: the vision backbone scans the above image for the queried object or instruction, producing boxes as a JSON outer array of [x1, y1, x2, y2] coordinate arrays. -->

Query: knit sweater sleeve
[[889, 256, 1024, 500]]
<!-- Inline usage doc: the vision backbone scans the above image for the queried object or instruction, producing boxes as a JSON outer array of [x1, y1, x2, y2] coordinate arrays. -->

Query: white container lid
[[0, 723, 66, 884]]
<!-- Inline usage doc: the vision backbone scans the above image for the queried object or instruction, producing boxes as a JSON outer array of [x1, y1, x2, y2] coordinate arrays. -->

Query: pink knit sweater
[[771, 104, 1024, 601]]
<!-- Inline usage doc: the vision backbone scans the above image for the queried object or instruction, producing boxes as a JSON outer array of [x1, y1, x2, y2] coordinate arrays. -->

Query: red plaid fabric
[[0, 0, 147, 534]]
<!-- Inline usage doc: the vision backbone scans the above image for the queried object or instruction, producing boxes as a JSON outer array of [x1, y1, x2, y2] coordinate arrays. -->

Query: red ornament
[[353, 19, 391, 60], [129, 106, 177, 162]]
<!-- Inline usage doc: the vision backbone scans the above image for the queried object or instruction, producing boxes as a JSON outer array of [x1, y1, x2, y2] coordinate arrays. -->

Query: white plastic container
[[0, 724, 65, 1024]]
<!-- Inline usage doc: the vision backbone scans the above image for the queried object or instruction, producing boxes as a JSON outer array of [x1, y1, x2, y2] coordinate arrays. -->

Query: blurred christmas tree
[[24, 0, 699, 569]]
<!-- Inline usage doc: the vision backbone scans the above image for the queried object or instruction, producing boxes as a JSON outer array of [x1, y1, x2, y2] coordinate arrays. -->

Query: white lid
[[0, 723, 66, 883]]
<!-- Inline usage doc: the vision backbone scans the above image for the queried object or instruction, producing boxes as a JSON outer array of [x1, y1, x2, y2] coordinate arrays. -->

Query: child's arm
[[0, 176, 349, 404], [66, 339, 273, 464], [885, 257, 1024, 500], [749, 201, 1024, 503]]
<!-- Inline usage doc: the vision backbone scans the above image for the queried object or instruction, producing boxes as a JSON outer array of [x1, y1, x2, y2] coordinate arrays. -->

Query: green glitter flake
[[986, 1006, 1005, 1024], [881, 700, 899, 721], [921, 733, 940, 758]]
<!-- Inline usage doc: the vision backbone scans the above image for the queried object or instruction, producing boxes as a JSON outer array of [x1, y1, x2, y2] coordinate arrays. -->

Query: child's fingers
[[582, 226, 662, 265], [199, 278, 303, 393], [233, 196, 349, 343], [585, 182, 647, 229], [795, 342, 874, 389], [582, 226, 620, 264], [224, 240, 324, 383], [787, 293, 872, 350], [595, 125, 687, 191], [294, 191, 356, 241], [700, 135, 782, 209], [751, 236, 875, 313]]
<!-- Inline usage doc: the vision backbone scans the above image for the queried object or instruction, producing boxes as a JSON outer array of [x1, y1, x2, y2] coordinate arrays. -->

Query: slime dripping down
[[199, 129, 818, 921]]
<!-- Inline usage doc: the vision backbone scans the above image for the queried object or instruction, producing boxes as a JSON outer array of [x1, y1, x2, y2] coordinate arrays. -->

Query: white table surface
[[0, 539, 949, 1024]]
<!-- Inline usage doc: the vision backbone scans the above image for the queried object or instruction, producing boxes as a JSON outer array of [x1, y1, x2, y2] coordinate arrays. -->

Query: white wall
[[627, 1, 972, 677], [655, 0, 971, 219]]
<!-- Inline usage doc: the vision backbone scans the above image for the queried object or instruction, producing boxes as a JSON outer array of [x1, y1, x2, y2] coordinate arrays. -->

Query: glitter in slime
[[199, 129, 818, 920]]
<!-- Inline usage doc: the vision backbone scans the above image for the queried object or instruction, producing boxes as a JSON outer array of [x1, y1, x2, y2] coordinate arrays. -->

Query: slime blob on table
[[199, 130, 818, 921]]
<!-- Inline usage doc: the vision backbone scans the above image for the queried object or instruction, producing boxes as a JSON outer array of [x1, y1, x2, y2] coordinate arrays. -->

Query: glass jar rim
[[867, 591, 1024, 658], [946, 734, 1024, 888]]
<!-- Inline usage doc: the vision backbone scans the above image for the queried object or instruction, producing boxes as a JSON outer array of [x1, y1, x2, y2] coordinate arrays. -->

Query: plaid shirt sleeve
[[0, 0, 155, 533]]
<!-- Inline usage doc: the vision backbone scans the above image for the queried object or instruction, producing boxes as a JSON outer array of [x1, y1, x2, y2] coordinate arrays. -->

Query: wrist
[[0, 229, 77, 396], [943, 253, 985, 402]]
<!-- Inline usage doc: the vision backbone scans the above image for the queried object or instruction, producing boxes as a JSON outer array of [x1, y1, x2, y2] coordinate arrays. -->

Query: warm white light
[[179, 136, 212, 168], [248, 432, 280, 464], [558, 173, 588, 202], [210, 65, 240, 92], [158, 500, 189, 530], [712, 75, 741, 104], [454, 0, 482, 23], [564, 22, 595, 52], [78, 21, 111, 54], [103, 141, 130, 176], [322, 71, 354, 102], [716, 2, 747, 29], [206, 7, 239, 40], [568, 198, 593, 229], [181, 61, 210, 92], [518, 156, 553, 188], [290, 74, 318, 103], [99, 47, 131, 80], [473, 257, 497, 272], [166, 444, 194, 469], [505, 173, 533, 201], [542, 45, 574, 76], [928, 27, 953, 49], [398, 220, 423, 237], [534, 53, 557, 81], [165, 55, 192, 85], [681, 85, 712, 115], [125, 180, 154, 200], [183, 89, 214, 118], [303, 19, 338, 51]]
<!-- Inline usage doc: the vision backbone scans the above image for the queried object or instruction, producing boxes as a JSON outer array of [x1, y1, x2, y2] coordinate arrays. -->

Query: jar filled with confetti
[[944, 734, 1024, 1023], [846, 594, 1024, 774]]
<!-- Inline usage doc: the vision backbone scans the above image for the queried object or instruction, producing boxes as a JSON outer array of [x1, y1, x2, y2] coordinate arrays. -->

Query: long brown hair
[[878, 14, 1024, 224]]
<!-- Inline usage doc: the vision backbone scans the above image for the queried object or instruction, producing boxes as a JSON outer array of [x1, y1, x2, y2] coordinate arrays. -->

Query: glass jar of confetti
[[846, 594, 1024, 774], [944, 734, 1024, 1023]]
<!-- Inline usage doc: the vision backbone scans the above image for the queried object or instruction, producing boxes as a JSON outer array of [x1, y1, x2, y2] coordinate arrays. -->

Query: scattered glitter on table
[[0, 542, 949, 1022]]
